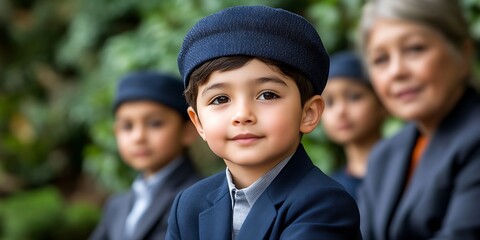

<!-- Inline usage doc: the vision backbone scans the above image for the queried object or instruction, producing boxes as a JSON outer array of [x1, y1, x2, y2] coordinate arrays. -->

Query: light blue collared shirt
[[124, 156, 184, 237], [226, 154, 293, 239]]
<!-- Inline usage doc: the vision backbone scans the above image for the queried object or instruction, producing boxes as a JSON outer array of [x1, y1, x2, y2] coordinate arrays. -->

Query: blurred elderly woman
[[356, 0, 480, 239]]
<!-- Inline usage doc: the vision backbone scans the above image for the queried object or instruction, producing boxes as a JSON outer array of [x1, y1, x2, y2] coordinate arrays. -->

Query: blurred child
[[166, 6, 361, 240], [321, 51, 387, 199], [90, 71, 202, 240]]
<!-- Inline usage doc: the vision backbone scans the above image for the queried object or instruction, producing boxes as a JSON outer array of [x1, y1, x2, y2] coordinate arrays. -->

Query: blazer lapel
[[199, 180, 232, 240], [236, 193, 276, 239], [131, 158, 199, 240], [111, 192, 133, 240], [238, 144, 312, 239], [130, 187, 175, 240], [389, 123, 453, 237], [375, 125, 418, 239]]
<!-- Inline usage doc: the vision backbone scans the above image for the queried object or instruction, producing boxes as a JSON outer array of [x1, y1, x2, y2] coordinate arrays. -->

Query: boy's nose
[[132, 126, 147, 141], [231, 101, 256, 125], [333, 100, 347, 116]]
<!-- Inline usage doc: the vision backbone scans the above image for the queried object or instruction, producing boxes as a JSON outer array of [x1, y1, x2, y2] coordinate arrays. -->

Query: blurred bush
[[0, 186, 100, 240]]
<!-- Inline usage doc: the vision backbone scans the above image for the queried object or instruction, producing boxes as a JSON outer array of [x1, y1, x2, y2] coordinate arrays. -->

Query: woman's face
[[365, 18, 469, 132]]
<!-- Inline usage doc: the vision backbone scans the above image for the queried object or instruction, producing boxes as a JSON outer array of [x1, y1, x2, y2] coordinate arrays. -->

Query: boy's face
[[322, 78, 387, 145], [115, 101, 195, 178], [188, 59, 323, 175]]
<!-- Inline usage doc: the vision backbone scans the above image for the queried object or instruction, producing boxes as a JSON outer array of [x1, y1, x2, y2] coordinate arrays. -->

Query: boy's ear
[[300, 95, 324, 134], [187, 106, 206, 141]]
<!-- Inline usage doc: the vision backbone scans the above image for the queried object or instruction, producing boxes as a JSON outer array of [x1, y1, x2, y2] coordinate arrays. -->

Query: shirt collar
[[132, 156, 184, 197], [226, 153, 293, 207]]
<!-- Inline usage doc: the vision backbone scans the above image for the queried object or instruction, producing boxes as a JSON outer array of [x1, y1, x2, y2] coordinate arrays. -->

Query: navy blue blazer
[[90, 157, 201, 240], [358, 87, 480, 240], [331, 167, 363, 201], [166, 144, 361, 240]]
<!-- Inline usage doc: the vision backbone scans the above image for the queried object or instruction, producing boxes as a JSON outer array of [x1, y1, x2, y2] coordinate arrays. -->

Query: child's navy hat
[[328, 51, 370, 86], [113, 71, 189, 119], [178, 5, 330, 94]]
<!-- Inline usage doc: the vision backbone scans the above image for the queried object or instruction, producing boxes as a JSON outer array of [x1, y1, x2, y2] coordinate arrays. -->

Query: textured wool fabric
[[328, 51, 370, 85], [178, 5, 330, 94], [113, 71, 188, 119]]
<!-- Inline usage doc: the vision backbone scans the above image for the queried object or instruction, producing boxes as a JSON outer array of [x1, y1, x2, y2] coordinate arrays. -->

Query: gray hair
[[357, 0, 471, 56]]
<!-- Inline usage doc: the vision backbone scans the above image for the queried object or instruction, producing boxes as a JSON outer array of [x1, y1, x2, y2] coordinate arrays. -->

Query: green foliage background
[[0, 0, 479, 237]]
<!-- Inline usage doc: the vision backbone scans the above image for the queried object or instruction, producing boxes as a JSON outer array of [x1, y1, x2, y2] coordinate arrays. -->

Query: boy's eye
[[118, 122, 133, 131], [210, 95, 230, 105], [346, 92, 363, 102], [371, 54, 388, 66], [148, 119, 164, 128], [258, 91, 279, 100], [324, 96, 334, 108]]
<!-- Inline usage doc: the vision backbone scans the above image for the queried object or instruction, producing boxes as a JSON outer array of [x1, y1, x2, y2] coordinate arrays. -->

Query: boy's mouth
[[132, 149, 151, 157], [231, 133, 261, 144]]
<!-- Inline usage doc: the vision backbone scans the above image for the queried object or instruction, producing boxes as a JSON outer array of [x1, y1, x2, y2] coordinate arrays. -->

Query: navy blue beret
[[113, 71, 188, 119], [328, 51, 370, 85], [178, 5, 330, 94]]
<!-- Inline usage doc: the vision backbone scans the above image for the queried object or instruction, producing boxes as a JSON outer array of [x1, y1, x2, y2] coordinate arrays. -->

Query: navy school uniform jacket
[[90, 157, 201, 240], [331, 167, 363, 201], [358, 87, 480, 240], [166, 144, 362, 240]]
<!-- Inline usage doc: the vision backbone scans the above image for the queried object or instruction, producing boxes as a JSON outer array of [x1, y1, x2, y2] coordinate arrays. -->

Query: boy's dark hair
[[185, 56, 315, 112]]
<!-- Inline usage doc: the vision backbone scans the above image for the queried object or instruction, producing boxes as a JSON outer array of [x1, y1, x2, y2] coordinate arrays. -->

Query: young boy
[[322, 51, 387, 200], [166, 6, 361, 240], [90, 71, 202, 240]]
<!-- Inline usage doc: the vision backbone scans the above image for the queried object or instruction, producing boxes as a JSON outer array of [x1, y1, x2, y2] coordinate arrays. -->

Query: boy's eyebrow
[[201, 82, 227, 97], [257, 76, 288, 87], [201, 76, 288, 97]]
